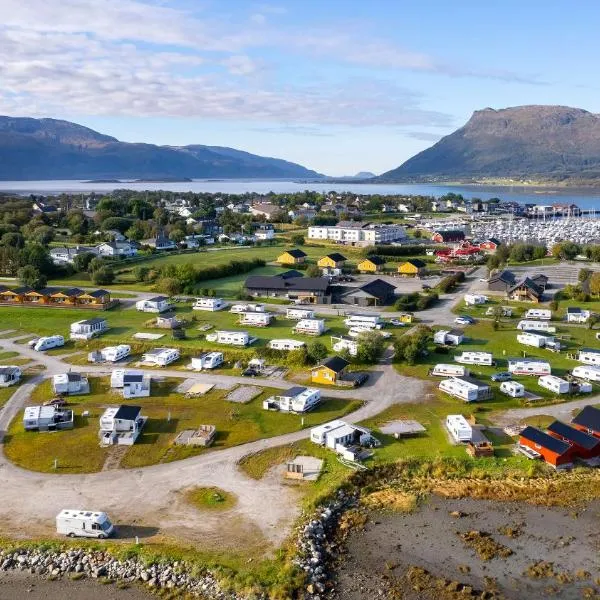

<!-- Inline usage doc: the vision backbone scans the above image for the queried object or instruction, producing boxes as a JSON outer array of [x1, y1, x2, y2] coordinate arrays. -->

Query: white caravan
[[431, 364, 469, 377], [190, 352, 224, 370], [101, 345, 131, 362], [206, 330, 251, 346], [445, 415, 472, 442], [343, 314, 382, 330], [230, 302, 265, 314], [56, 509, 114, 539], [572, 365, 600, 382], [269, 339, 306, 351], [507, 359, 551, 376], [286, 307, 315, 320], [500, 381, 525, 398], [294, 319, 326, 335], [464, 294, 488, 306], [516, 320, 556, 333], [141, 347, 180, 366], [239, 312, 273, 326], [524, 308, 552, 320], [538, 375, 570, 395], [454, 352, 493, 366], [192, 297, 227, 311], [517, 332, 551, 348], [32, 335, 64, 352], [577, 349, 600, 366]]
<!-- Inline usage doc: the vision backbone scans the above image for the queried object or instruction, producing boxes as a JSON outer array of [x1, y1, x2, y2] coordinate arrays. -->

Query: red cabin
[[519, 426, 573, 467], [479, 238, 501, 252], [571, 405, 600, 439], [547, 420, 600, 460]]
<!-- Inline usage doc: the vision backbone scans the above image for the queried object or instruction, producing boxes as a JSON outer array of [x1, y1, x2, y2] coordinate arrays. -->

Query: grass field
[[185, 487, 237, 511], [4, 377, 361, 473]]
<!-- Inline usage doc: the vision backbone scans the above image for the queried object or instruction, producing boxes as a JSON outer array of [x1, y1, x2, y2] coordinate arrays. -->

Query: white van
[[572, 365, 600, 382], [56, 509, 114, 539], [33, 335, 65, 352], [500, 381, 525, 398]]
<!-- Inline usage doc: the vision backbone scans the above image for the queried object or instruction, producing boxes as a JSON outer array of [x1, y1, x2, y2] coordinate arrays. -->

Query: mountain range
[[378, 105, 600, 183], [0, 117, 322, 180]]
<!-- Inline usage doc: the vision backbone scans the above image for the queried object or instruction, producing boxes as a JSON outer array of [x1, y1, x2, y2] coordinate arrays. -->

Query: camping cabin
[[577, 348, 600, 366], [206, 330, 252, 346], [547, 420, 600, 459], [264, 386, 321, 413], [572, 365, 600, 382], [141, 347, 180, 366], [120, 373, 151, 398], [445, 414, 473, 442], [269, 339, 306, 351], [433, 329, 464, 346], [310, 420, 374, 454], [431, 364, 469, 378], [192, 297, 227, 311], [397, 259, 426, 277], [0, 366, 21, 387], [524, 308, 552, 320], [23, 405, 74, 431], [286, 307, 315, 320], [331, 335, 359, 356], [507, 359, 551, 376], [277, 249, 307, 265], [311, 356, 350, 385], [70, 318, 108, 340], [571, 405, 600, 438], [567, 307, 591, 323], [538, 375, 570, 395], [294, 318, 326, 335], [99, 405, 146, 446], [52, 373, 88, 395], [190, 352, 224, 370], [518, 426, 573, 467], [454, 351, 493, 366], [135, 296, 171, 313], [357, 256, 385, 273], [318, 253, 347, 269], [239, 311, 273, 327]]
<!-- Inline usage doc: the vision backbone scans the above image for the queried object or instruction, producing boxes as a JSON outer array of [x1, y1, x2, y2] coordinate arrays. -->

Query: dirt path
[[494, 397, 599, 427]]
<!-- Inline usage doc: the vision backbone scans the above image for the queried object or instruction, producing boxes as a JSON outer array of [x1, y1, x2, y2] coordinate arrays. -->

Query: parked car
[[390, 319, 406, 327], [455, 315, 475, 325], [352, 373, 369, 387], [491, 372, 512, 382], [44, 397, 67, 407], [241, 367, 259, 377]]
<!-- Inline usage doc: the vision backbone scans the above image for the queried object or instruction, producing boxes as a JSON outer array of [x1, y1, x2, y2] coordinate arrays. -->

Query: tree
[[20, 243, 53, 275], [73, 252, 96, 272], [590, 272, 600, 297], [579, 268, 592, 283], [291, 234, 305, 246], [306, 340, 328, 364], [29, 225, 54, 245], [101, 216, 133, 234], [356, 330, 385, 364], [91, 266, 115, 285], [155, 277, 182, 296], [17, 265, 46, 288], [132, 266, 150, 283], [305, 264, 321, 277], [0, 232, 24, 248], [588, 314, 600, 330]]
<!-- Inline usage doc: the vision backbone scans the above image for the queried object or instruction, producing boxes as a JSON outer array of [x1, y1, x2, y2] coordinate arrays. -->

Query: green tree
[[73, 252, 96, 272], [101, 216, 133, 234], [91, 266, 115, 285], [0, 232, 25, 248], [305, 264, 321, 277], [155, 277, 182, 296], [291, 234, 305, 246], [356, 330, 385, 364], [17, 265, 46, 288], [306, 340, 328, 364], [132, 266, 150, 283], [590, 272, 600, 297], [20, 243, 53, 274]]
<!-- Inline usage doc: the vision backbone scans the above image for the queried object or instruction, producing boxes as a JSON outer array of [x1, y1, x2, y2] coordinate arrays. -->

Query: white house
[[308, 223, 407, 246], [99, 405, 146, 446], [517, 332, 552, 348], [577, 348, 600, 366], [500, 381, 525, 397], [70, 318, 108, 340], [192, 297, 227, 311], [50, 246, 97, 265], [239, 311, 273, 327], [141, 347, 180, 367], [439, 377, 480, 402], [96, 241, 137, 258], [23, 405, 74, 431], [567, 307, 591, 323], [572, 365, 600, 382], [294, 319, 326, 335], [464, 294, 488, 306], [454, 352, 493, 366], [230, 302, 265, 314], [433, 329, 464, 346], [343, 314, 382, 330], [52, 373, 88, 395], [286, 307, 315, 320], [431, 364, 469, 377], [205, 330, 251, 346], [331, 335, 359, 357], [135, 296, 171, 313], [445, 414, 472, 442], [190, 352, 224, 370], [269, 339, 306, 351], [264, 386, 322, 413], [516, 320, 556, 333], [0, 366, 21, 387], [538, 375, 570, 395], [507, 359, 551, 376], [524, 308, 552, 320], [100, 345, 130, 363], [310, 420, 372, 449], [254, 227, 275, 240]]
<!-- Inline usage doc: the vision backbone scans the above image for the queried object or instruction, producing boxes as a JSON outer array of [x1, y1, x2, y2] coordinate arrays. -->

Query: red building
[[547, 420, 600, 460], [519, 426, 573, 467], [571, 405, 600, 439], [431, 230, 465, 244], [479, 238, 502, 252]]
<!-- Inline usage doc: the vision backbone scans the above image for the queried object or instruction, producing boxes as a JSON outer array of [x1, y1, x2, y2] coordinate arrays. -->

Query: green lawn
[[4, 377, 361, 473], [185, 487, 237, 511]]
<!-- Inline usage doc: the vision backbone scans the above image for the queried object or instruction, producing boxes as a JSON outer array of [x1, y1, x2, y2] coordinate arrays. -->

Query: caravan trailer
[[454, 352, 493, 366], [343, 314, 382, 330], [206, 330, 251, 346], [464, 294, 488, 306], [439, 378, 480, 402], [269, 339, 306, 351], [190, 352, 224, 370], [577, 349, 600, 366], [538, 375, 570, 395], [516, 320, 556, 333], [507, 359, 551, 376], [239, 312, 273, 326], [230, 302, 265, 314], [524, 309, 552, 320], [572, 365, 600, 382], [286, 307, 315, 320], [192, 297, 227, 311], [33, 335, 65, 352], [294, 319, 326, 335], [56, 509, 114, 539], [431, 364, 469, 377], [517, 332, 551, 348], [500, 381, 525, 398], [445, 415, 473, 442], [101, 345, 131, 362]]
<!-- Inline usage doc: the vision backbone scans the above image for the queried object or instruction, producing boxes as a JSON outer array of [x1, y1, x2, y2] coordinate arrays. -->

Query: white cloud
[[405, 131, 444, 142]]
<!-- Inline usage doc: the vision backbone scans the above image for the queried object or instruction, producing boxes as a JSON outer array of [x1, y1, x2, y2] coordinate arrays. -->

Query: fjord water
[[3, 179, 600, 208]]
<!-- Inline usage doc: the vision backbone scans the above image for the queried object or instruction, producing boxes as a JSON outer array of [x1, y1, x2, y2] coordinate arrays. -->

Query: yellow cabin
[[317, 253, 347, 269], [398, 313, 413, 323], [357, 256, 385, 273], [277, 249, 307, 265], [397, 259, 427, 277], [311, 356, 349, 385]]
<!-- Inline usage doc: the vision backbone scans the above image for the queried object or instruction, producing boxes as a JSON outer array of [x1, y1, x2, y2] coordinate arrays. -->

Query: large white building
[[308, 221, 407, 246]]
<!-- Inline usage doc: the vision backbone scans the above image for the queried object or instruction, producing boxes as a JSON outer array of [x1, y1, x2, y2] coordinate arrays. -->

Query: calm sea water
[[3, 179, 600, 208]]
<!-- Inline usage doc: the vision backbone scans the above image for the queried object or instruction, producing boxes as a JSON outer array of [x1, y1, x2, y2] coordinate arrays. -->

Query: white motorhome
[[464, 294, 488, 306], [190, 352, 224, 370], [524, 308, 552, 320], [56, 509, 114, 539], [431, 364, 469, 377], [286, 307, 315, 320], [517, 332, 552, 348], [507, 359, 551, 376], [135, 296, 171, 313], [141, 347, 180, 366], [100, 345, 131, 362], [32, 335, 64, 352], [230, 302, 265, 314], [269, 339, 306, 351], [516, 320, 556, 333], [331, 335, 359, 357], [577, 348, 600, 366], [538, 375, 570, 395], [439, 377, 480, 402], [343, 314, 382, 330], [445, 414, 473, 442], [264, 386, 322, 413], [500, 381, 525, 397], [454, 352, 493, 366], [192, 297, 227, 311], [239, 311, 273, 327], [294, 319, 326, 335], [206, 330, 251, 346], [572, 365, 600, 382]]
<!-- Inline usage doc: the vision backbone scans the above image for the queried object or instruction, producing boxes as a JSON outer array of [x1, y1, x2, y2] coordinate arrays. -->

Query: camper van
[[507, 359, 551, 376], [524, 309, 552, 320], [516, 320, 556, 333], [454, 352, 493, 366], [32, 335, 64, 352], [500, 381, 525, 398], [343, 314, 382, 330], [572, 365, 600, 382], [56, 509, 114, 539], [431, 364, 469, 377]]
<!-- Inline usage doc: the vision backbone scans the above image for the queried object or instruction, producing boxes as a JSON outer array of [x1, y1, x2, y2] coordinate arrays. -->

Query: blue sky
[[1, 0, 599, 175]]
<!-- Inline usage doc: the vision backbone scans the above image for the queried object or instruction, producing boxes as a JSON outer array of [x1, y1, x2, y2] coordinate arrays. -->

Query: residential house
[[23, 405, 73, 431], [308, 222, 406, 246], [32, 200, 58, 214], [310, 420, 375, 460], [487, 270, 517, 293], [70, 318, 108, 340], [277, 249, 307, 265], [254, 225, 275, 240], [96, 240, 138, 258], [508, 278, 543, 303], [567, 307, 591, 323], [141, 348, 180, 366], [99, 405, 146, 446], [50, 246, 97, 265], [264, 386, 321, 413], [357, 256, 385, 273], [340, 279, 396, 307], [250, 203, 281, 220], [245, 276, 330, 304], [518, 426, 573, 467], [397, 259, 427, 277], [311, 356, 350, 385], [431, 230, 465, 243], [0, 366, 21, 387], [571, 405, 600, 438], [277, 269, 304, 279], [142, 232, 177, 250], [52, 373, 89, 395], [479, 238, 502, 252], [547, 420, 600, 459], [135, 296, 171, 313]]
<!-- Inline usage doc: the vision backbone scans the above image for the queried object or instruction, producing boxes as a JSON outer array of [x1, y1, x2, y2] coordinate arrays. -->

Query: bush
[[91, 266, 115, 285]]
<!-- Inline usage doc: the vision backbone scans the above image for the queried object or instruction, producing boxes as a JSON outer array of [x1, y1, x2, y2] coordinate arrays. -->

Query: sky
[[1, 0, 600, 176]]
